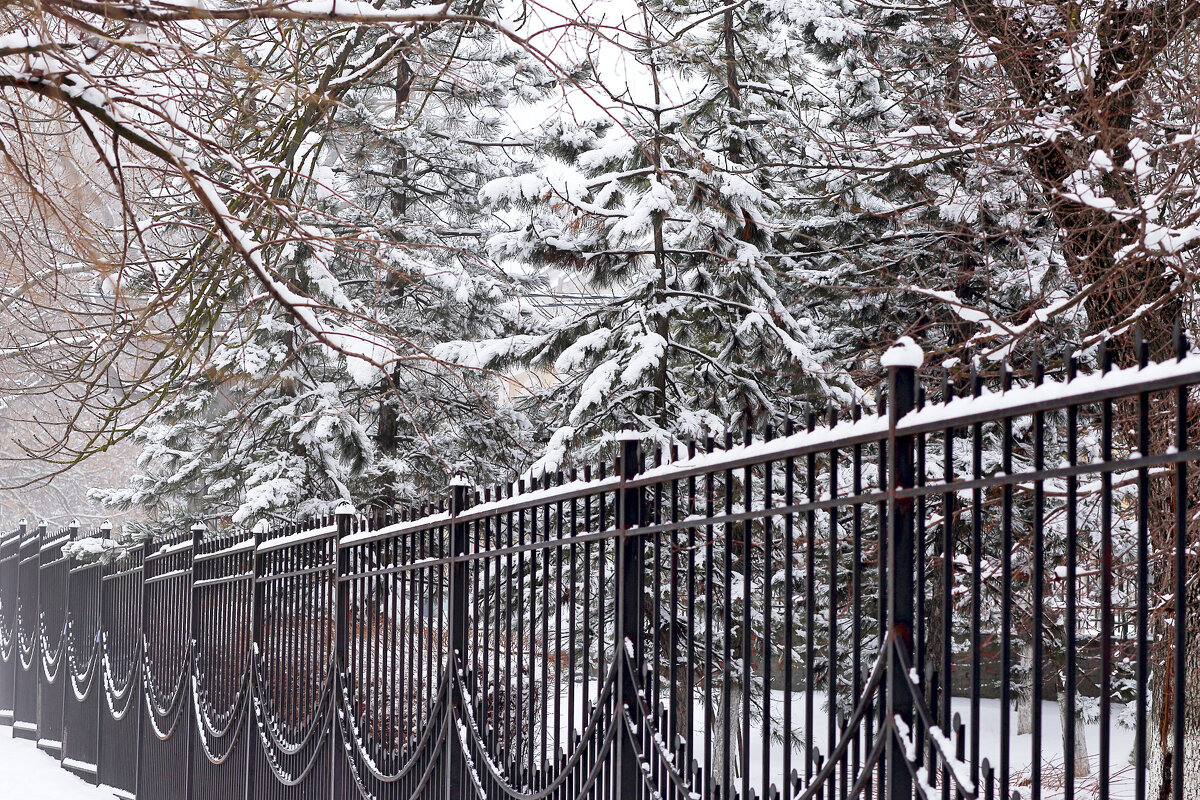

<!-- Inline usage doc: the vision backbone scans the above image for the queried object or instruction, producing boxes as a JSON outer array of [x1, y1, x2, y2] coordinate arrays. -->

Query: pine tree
[[466, 1, 864, 478]]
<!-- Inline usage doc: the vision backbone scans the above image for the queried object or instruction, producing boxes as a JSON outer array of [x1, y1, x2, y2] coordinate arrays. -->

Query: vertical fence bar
[[246, 522, 262, 800], [334, 507, 353, 800], [885, 345, 918, 800], [0, 524, 18, 729], [1135, 336, 1150, 800], [1031, 354, 1045, 800], [1173, 326, 1188, 800], [95, 523, 107, 787], [447, 478, 470, 800], [135, 535, 147, 800], [1099, 340, 1113, 800], [617, 433, 644, 800], [187, 523, 204, 800], [58, 519, 78, 767], [14, 521, 42, 742], [36, 519, 66, 759], [12, 520, 35, 741], [969, 366, 983, 793], [999, 364, 1013, 800], [1065, 352, 1079, 800], [940, 374, 953, 800]]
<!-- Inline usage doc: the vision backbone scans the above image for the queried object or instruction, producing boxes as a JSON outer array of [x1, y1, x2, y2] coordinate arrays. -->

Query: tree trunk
[[711, 681, 743, 783], [1144, 489, 1200, 800], [1017, 640, 1034, 736], [1058, 688, 1089, 780], [928, 5, 1200, 793]]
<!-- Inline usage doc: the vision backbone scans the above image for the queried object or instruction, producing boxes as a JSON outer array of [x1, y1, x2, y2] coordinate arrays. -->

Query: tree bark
[[1017, 640, 1034, 736], [1058, 686, 1090, 779], [942, 5, 1200, 793]]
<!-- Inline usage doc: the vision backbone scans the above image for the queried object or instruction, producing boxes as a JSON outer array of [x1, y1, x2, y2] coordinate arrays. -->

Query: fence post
[[59, 519, 78, 769], [333, 507, 354, 800], [884, 339, 920, 800], [134, 534, 147, 800], [446, 477, 470, 800], [34, 520, 46, 746], [187, 522, 204, 800], [246, 522, 263, 800], [616, 432, 645, 800], [0, 522, 19, 728], [94, 521, 109, 789]]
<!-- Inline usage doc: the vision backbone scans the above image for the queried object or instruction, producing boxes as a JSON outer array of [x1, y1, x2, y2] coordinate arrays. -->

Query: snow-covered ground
[[746, 692, 1137, 800], [0, 691, 1137, 800], [540, 680, 1137, 800], [0, 730, 115, 800]]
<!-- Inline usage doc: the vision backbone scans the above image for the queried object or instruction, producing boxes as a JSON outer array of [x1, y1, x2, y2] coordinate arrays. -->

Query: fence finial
[[881, 335, 924, 369]]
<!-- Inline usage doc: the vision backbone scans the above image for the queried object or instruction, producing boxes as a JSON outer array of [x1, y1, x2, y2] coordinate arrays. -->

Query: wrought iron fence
[[0, 335, 1196, 800]]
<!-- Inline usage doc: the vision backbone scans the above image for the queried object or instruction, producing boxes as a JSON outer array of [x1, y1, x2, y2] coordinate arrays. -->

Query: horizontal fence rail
[[1, 336, 1198, 800]]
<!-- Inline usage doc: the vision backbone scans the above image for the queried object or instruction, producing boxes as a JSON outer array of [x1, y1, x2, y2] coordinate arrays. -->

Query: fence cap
[[613, 429, 643, 442], [881, 336, 925, 369], [449, 474, 472, 488], [100, 520, 112, 532], [334, 502, 356, 516], [191, 521, 207, 532]]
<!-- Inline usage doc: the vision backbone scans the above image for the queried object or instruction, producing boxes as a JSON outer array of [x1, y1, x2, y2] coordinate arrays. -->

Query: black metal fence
[[0, 337, 1196, 800]]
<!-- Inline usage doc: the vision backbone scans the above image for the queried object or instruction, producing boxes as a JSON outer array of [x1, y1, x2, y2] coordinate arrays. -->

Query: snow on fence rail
[[0, 333, 1195, 800]]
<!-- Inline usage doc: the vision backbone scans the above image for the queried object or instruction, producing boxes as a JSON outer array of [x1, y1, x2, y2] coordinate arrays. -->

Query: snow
[[256, 523, 337, 553], [491, 676, 1136, 800], [61, 537, 118, 562], [0, 730, 117, 799], [151, 539, 192, 556], [455, 476, 621, 525], [339, 511, 452, 549], [898, 352, 1200, 434], [193, 538, 254, 562], [569, 358, 620, 424], [637, 413, 890, 485], [745, 691, 1133, 800], [880, 336, 925, 368], [619, 333, 666, 386]]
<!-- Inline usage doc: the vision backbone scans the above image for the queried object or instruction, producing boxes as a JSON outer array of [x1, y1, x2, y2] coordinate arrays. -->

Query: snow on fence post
[[882, 337, 921, 800], [446, 476, 471, 800], [615, 431, 645, 800]]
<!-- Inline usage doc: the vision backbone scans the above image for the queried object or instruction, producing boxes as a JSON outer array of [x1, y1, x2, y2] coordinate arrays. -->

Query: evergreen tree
[[464, 1, 864, 476]]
